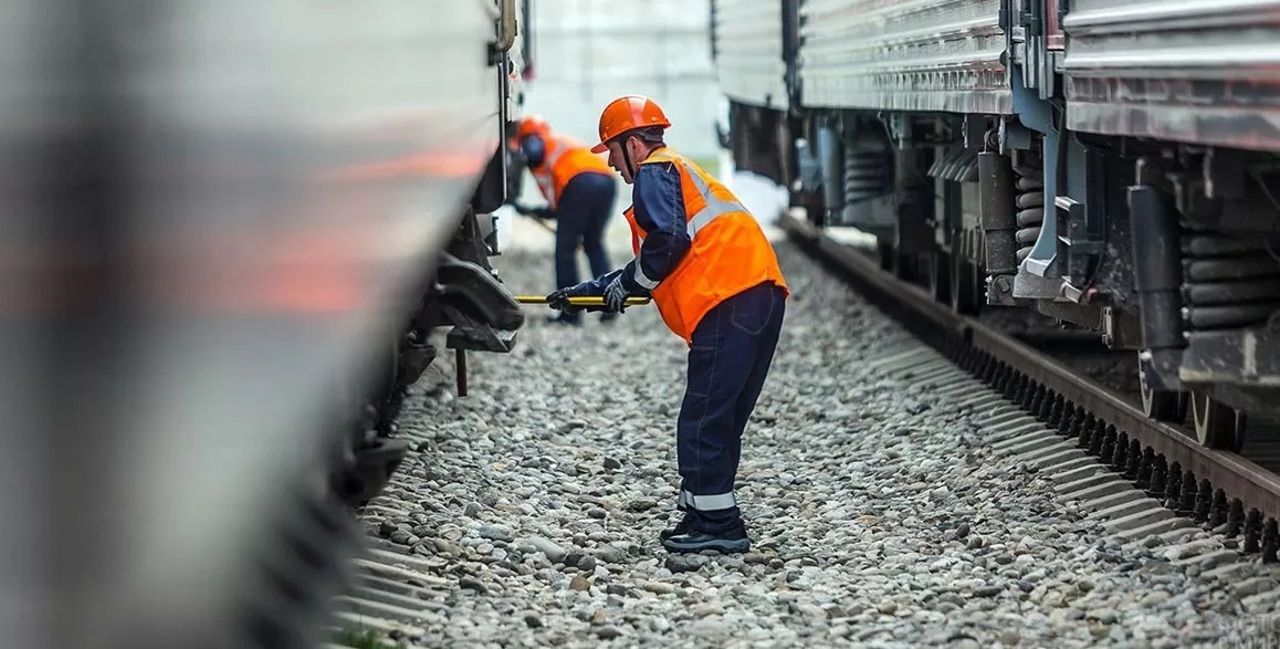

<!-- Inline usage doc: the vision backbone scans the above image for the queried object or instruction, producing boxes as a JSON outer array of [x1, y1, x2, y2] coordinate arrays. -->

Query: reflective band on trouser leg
[[680, 490, 737, 511]]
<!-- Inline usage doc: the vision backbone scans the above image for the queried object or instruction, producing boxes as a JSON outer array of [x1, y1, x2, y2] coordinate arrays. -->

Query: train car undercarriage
[[334, 144, 526, 508], [725, 98, 1280, 454]]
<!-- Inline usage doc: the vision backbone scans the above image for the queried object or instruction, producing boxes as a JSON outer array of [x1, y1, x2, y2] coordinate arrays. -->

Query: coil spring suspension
[[1181, 225, 1280, 331], [1013, 161, 1045, 263], [844, 146, 888, 206]]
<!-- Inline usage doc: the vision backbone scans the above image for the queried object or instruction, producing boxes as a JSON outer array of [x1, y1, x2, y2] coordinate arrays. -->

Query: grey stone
[[665, 555, 707, 573], [478, 524, 513, 543], [458, 576, 487, 594], [974, 585, 1003, 597], [595, 545, 627, 564], [595, 626, 623, 640], [525, 536, 568, 564]]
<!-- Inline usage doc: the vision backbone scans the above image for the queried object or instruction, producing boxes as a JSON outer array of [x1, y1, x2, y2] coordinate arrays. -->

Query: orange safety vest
[[623, 147, 789, 344], [529, 133, 612, 209]]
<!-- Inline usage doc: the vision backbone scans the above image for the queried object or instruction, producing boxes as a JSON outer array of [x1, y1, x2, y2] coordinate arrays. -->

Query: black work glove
[[509, 201, 533, 216], [602, 274, 631, 314], [546, 281, 596, 314], [529, 206, 554, 221]]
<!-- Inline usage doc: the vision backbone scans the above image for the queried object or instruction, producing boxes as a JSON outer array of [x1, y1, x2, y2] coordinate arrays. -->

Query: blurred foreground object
[[0, 1, 528, 647]]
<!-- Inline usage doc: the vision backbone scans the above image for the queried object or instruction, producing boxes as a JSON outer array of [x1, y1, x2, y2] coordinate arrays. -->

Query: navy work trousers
[[554, 172, 616, 299], [676, 280, 786, 533]]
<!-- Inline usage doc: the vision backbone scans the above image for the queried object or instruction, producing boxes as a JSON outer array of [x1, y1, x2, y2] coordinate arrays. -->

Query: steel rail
[[779, 211, 1280, 529]]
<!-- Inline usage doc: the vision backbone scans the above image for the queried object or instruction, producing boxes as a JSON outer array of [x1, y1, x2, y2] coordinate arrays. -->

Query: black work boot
[[663, 524, 750, 554], [658, 513, 691, 542]]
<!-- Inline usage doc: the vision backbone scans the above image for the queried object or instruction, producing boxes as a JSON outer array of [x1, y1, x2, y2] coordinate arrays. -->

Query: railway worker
[[545, 95, 789, 554], [510, 114, 618, 326]]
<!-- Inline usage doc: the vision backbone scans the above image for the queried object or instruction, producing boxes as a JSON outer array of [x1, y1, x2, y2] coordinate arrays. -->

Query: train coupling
[[430, 252, 525, 396]]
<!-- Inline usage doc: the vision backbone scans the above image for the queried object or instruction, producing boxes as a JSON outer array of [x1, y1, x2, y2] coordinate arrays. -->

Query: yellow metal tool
[[514, 295, 651, 307]]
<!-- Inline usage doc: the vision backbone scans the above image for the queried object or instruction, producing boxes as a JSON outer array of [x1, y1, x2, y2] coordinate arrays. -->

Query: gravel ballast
[[345, 237, 1268, 648]]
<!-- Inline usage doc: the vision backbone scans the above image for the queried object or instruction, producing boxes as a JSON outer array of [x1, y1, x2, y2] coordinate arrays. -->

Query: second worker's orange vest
[[529, 133, 612, 209], [623, 147, 789, 344]]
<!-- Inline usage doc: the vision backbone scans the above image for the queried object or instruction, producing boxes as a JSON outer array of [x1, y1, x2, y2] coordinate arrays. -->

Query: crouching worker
[[545, 95, 789, 554], [510, 115, 617, 326]]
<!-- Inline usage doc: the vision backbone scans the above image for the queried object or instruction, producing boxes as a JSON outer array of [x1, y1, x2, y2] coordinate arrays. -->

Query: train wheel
[[1138, 353, 1187, 423], [1190, 390, 1245, 453]]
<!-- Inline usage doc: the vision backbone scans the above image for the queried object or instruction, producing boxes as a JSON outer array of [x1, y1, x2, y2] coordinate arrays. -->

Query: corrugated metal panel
[[713, 0, 788, 110], [798, 0, 1010, 115], [1063, 0, 1280, 151]]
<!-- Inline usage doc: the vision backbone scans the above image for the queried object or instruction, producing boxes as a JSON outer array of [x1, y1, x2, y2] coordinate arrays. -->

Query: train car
[[711, 0, 802, 191], [1, 1, 530, 647], [712, 0, 1280, 451]]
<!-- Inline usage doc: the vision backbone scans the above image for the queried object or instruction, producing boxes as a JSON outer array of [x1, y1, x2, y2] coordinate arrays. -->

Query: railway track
[[778, 210, 1280, 566], [315, 222, 1280, 647]]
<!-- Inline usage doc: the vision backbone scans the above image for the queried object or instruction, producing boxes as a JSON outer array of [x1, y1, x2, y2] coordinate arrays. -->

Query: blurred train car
[[1, 1, 531, 648], [712, 0, 1280, 453]]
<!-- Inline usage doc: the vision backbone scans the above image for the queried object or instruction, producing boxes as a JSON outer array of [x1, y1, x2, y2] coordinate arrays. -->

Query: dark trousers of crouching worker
[[676, 280, 786, 533], [553, 173, 617, 317]]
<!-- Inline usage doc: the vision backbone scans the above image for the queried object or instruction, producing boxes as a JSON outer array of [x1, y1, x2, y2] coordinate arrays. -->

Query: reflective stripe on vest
[[623, 146, 789, 344], [628, 154, 750, 291]]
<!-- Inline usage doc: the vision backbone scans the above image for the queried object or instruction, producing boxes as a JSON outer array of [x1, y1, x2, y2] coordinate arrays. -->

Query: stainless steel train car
[[2, 1, 531, 647], [712, 0, 1280, 451]]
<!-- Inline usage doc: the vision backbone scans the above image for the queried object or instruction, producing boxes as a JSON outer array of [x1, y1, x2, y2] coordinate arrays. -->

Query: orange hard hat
[[517, 114, 550, 140], [590, 95, 671, 153]]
